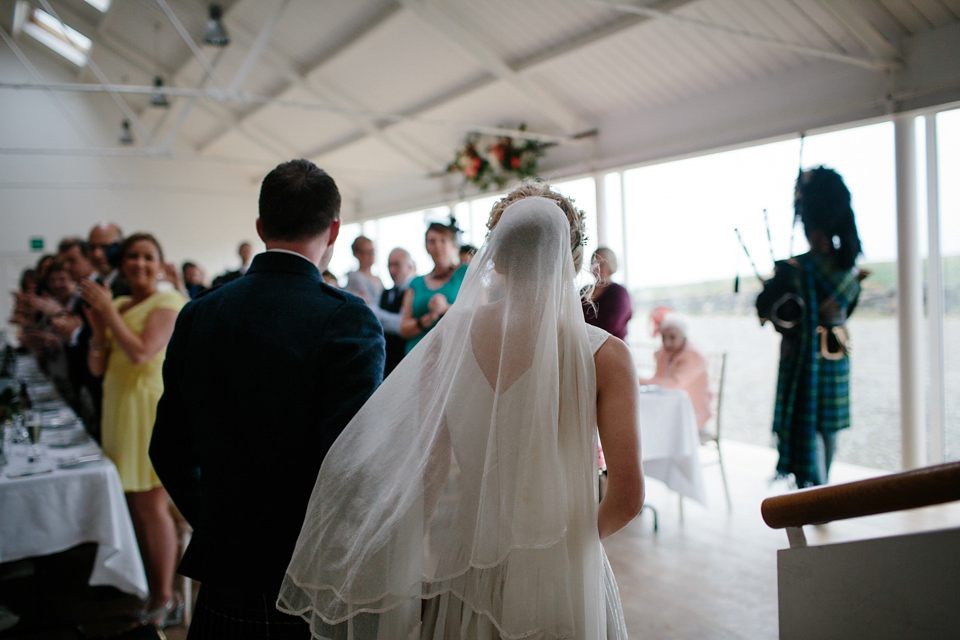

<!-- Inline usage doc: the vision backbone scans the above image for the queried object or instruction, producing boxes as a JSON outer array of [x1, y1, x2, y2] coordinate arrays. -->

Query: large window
[[620, 122, 904, 471]]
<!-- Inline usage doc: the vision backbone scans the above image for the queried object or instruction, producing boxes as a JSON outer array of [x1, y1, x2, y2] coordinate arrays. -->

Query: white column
[[594, 172, 608, 248], [619, 171, 630, 293], [925, 115, 946, 464], [894, 114, 926, 470]]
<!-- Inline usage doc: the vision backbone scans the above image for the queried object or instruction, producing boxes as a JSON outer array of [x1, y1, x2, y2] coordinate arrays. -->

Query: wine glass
[[25, 410, 42, 463]]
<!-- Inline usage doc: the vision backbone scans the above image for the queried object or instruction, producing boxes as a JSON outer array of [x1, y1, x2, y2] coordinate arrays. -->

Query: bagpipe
[[736, 211, 806, 337]]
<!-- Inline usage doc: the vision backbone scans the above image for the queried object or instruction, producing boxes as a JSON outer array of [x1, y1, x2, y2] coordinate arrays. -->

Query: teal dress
[[405, 265, 467, 353]]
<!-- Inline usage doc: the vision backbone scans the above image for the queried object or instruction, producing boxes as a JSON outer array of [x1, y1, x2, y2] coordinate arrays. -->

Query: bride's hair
[[487, 180, 587, 272]]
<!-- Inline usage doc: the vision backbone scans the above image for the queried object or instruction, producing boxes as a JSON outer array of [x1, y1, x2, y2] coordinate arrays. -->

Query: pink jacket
[[641, 344, 713, 429]]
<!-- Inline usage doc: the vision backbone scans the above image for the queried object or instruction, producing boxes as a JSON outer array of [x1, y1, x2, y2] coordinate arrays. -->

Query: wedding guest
[[344, 236, 383, 305], [81, 233, 186, 627], [57, 237, 103, 440], [400, 219, 466, 353], [211, 241, 254, 287], [151, 159, 384, 637], [757, 166, 866, 487], [33, 254, 55, 296], [582, 247, 632, 340], [321, 269, 339, 287], [87, 221, 129, 296], [21, 268, 38, 296], [377, 248, 415, 376], [639, 312, 712, 430], [181, 262, 207, 299], [45, 260, 78, 309], [30, 261, 80, 412], [459, 243, 477, 266]]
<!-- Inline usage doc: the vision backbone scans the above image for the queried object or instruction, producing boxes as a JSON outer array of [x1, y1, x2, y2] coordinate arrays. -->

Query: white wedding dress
[[278, 197, 628, 639]]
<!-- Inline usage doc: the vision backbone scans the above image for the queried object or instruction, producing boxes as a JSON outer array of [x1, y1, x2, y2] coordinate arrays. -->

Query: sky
[[328, 108, 959, 291]]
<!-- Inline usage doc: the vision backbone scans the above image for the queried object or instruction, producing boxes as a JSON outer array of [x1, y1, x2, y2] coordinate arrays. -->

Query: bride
[[278, 183, 644, 639]]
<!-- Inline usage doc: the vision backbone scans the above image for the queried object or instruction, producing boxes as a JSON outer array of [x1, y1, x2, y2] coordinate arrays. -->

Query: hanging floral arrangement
[[447, 125, 546, 192]]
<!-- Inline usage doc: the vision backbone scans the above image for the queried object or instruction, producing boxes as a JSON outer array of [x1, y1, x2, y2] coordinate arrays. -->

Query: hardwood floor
[[3, 440, 957, 639], [603, 440, 960, 640]]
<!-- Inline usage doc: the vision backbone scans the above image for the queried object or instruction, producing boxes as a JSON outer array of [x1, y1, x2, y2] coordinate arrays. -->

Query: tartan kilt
[[816, 352, 851, 433]]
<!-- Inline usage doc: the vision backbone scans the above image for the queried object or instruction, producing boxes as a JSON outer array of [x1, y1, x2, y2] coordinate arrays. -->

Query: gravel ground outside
[[628, 314, 960, 473]]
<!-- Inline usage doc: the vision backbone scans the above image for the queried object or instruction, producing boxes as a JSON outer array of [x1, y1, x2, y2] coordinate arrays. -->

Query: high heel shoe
[[139, 594, 184, 628]]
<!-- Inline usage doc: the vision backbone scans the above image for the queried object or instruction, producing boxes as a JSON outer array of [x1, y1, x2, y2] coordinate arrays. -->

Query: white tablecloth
[[638, 387, 707, 505], [0, 367, 148, 598]]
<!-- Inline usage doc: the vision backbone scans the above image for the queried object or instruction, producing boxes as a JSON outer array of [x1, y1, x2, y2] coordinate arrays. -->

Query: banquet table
[[0, 359, 148, 599], [636, 386, 707, 505]]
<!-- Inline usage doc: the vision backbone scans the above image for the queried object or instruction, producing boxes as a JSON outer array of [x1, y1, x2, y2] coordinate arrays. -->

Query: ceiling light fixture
[[119, 119, 134, 145], [202, 4, 228, 46], [150, 76, 170, 107]]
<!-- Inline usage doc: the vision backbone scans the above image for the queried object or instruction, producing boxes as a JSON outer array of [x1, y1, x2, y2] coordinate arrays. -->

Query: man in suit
[[150, 159, 385, 638], [211, 241, 254, 286], [377, 247, 416, 376], [86, 221, 130, 296], [55, 237, 104, 441]]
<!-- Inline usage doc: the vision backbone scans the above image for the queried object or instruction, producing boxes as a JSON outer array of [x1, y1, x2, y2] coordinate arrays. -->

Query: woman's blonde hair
[[487, 179, 587, 272]]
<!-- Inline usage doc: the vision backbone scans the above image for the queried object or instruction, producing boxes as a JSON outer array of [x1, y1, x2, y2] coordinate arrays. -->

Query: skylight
[[83, 0, 112, 12], [22, 6, 91, 66]]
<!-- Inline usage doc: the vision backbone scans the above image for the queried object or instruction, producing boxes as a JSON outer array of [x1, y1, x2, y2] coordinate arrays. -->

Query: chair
[[699, 352, 731, 511], [677, 351, 731, 520]]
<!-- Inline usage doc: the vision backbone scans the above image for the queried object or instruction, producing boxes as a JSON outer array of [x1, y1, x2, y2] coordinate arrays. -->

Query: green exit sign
[[30, 237, 44, 251]]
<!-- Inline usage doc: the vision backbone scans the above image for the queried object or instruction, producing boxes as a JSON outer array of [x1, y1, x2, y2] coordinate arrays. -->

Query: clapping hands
[[428, 293, 450, 316]]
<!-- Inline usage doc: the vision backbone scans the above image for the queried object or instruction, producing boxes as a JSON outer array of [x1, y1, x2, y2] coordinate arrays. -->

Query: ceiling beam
[[193, 3, 444, 171], [305, 0, 696, 163], [38, 0, 150, 140], [591, 0, 900, 71], [0, 25, 116, 174], [815, 0, 903, 65], [194, 100, 296, 160], [154, 0, 228, 92], [399, 0, 587, 134], [78, 0, 124, 83], [227, 0, 291, 93]]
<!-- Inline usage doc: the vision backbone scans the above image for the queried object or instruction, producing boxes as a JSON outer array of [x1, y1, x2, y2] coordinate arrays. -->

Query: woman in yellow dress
[[80, 232, 186, 626]]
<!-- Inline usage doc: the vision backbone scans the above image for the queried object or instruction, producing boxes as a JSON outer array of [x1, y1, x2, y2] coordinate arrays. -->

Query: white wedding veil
[[278, 196, 626, 639]]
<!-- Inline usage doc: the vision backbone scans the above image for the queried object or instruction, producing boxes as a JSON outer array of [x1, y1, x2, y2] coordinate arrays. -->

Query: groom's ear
[[255, 218, 266, 243], [327, 218, 341, 247]]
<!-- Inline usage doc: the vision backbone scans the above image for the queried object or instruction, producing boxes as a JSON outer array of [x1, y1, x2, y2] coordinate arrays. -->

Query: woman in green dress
[[400, 220, 467, 353]]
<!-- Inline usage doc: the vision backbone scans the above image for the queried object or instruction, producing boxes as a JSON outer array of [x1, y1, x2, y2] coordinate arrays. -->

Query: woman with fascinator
[[400, 218, 468, 353], [279, 182, 644, 639], [757, 166, 867, 488]]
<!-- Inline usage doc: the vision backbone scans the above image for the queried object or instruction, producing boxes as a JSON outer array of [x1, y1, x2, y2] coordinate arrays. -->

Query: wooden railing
[[761, 461, 960, 530]]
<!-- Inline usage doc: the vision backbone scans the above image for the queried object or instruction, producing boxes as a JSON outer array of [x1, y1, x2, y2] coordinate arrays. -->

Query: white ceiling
[[2, 0, 960, 220]]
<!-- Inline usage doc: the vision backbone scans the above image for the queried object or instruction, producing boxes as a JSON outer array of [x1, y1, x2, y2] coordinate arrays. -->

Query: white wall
[[0, 38, 264, 284]]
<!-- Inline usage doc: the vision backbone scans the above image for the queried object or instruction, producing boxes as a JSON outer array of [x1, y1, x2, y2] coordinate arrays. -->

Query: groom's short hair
[[259, 159, 341, 241]]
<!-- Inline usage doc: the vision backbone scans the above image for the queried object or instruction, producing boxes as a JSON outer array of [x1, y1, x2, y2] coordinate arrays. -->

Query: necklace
[[430, 264, 455, 280]]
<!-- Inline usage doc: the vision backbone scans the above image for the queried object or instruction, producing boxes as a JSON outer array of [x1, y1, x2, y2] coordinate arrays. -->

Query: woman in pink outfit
[[639, 312, 713, 429]]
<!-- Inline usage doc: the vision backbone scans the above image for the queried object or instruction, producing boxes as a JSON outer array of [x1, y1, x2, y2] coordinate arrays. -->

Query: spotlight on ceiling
[[119, 119, 134, 145], [150, 76, 170, 107], [202, 4, 228, 46]]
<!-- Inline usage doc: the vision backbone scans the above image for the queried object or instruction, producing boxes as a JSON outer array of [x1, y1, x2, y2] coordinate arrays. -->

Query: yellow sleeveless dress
[[101, 288, 185, 492]]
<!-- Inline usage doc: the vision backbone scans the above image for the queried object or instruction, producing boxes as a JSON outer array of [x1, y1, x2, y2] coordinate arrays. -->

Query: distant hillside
[[632, 255, 960, 316]]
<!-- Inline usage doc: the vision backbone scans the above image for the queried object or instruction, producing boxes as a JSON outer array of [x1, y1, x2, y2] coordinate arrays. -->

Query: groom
[[151, 159, 384, 637]]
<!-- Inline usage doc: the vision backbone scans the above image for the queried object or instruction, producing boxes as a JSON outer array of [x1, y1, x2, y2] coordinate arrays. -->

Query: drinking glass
[[25, 410, 42, 463]]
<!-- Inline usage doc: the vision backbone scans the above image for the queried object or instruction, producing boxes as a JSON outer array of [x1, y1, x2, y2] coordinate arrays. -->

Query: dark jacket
[[150, 251, 385, 595], [378, 284, 408, 376]]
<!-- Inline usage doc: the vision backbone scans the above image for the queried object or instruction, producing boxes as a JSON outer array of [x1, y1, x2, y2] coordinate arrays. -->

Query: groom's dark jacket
[[151, 250, 384, 595]]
